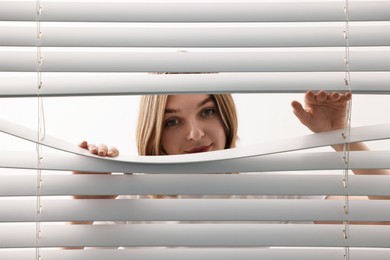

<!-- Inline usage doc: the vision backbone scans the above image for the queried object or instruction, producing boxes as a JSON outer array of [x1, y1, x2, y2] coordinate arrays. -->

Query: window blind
[[1, 0, 390, 259]]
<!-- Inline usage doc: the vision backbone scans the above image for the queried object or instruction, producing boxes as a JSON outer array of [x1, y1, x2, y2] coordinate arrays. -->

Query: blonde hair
[[136, 94, 238, 156]]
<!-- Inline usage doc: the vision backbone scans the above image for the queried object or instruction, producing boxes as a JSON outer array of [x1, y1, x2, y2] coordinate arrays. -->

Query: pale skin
[[160, 95, 227, 155], [291, 90, 352, 133]]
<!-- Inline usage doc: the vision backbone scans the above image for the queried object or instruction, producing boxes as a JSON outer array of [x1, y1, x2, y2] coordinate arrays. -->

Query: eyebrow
[[165, 96, 214, 114]]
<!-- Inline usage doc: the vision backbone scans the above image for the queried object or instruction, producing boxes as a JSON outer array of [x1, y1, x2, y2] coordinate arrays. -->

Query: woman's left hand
[[291, 90, 352, 133]]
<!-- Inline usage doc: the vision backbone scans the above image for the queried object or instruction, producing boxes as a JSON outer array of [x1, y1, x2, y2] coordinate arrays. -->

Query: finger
[[316, 90, 328, 102], [88, 144, 98, 154], [340, 92, 352, 102], [107, 147, 120, 157], [291, 100, 308, 122], [98, 144, 108, 156], [79, 140, 88, 149], [304, 90, 316, 103], [329, 92, 341, 102], [291, 100, 303, 113]]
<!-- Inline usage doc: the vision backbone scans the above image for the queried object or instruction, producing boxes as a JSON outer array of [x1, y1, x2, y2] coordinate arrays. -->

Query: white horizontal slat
[[2, 117, 390, 164], [3, 248, 390, 260], [1, 72, 390, 97], [2, 174, 390, 197], [2, 224, 390, 248], [2, 150, 390, 173], [1, 199, 390, 222], [1, 0, 389, 22], [2, 22, 390, 47], [1, 47, 390, 72]]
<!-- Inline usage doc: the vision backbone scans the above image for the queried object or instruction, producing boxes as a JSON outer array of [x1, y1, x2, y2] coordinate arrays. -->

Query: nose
[[186, 120, 205, 141]]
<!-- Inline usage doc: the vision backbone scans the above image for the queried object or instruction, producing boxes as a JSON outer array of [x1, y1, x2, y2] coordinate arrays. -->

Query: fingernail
[[98, 150, 106, 156]]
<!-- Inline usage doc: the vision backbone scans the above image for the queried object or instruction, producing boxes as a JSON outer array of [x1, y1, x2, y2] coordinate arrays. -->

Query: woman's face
[[160, 94, 227, 155]]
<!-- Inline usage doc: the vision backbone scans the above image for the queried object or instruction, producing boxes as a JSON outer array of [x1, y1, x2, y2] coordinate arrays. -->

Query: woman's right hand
[[79, 140, 120, 157]]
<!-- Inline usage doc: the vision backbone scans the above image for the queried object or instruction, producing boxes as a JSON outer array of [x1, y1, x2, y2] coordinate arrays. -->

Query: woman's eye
[[165, 118, 179, 127], [201, 108, 215, 117]]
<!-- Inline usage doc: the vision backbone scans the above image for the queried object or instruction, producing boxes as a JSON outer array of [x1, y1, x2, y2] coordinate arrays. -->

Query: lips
[[185, 145, 212, 153]]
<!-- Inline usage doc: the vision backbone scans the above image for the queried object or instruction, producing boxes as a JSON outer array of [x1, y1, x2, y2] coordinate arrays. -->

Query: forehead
[[165, 94, 213, 108]]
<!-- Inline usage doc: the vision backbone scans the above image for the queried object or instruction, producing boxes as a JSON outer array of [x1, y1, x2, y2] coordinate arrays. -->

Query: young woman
[[82, 90, 352, 157]]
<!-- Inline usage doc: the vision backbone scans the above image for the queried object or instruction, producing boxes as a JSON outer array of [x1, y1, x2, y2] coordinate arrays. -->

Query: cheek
[[161, 132, 171, 153], [210, 120, 227, 149], [161, 129, 181, 155]]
